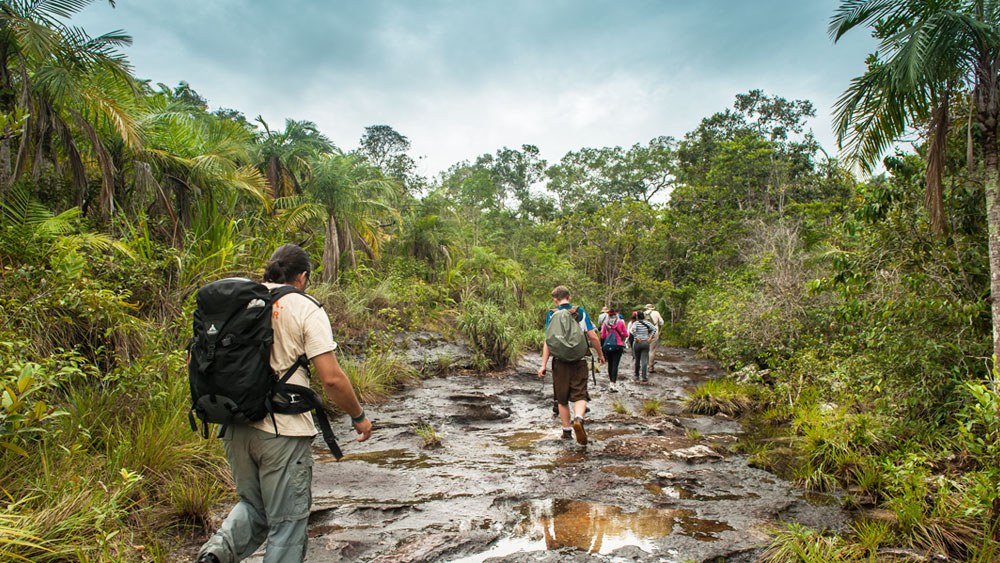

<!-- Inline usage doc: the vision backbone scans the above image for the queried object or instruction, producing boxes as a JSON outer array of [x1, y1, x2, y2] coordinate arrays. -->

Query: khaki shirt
[[645, 309, 664, 334], [250, 283, 337, 437]]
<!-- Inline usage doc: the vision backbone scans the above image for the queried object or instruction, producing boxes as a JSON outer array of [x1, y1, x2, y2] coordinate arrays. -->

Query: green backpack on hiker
[[546, 307, 589, 362]]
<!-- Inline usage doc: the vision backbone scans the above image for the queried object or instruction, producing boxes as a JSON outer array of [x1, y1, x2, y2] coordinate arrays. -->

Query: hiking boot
[[196, 554, 220, 563], [572, 416, 587, 445], [561, 429, 573, 440]]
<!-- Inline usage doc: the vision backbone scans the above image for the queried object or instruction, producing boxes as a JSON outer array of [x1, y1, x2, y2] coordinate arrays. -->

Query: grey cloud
[[72, 1, 876, 173]]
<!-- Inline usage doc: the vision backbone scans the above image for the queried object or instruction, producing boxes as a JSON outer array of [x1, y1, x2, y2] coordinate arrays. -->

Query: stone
[[670, 445, 723, 463]]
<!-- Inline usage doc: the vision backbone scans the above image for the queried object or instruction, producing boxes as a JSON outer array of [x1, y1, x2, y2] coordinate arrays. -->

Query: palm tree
[[0, 0, 139, 221], [254, 117, 333, 199], [397, 188, 459, 272], [137, 92, 266, 245], [280, 152, 399, 282], [831, 0, 1000, 388]]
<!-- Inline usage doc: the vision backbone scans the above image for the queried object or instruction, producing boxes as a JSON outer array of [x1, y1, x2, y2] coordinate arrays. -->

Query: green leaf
[[0, 441, 28, 457], [16, 374, 34, 394]]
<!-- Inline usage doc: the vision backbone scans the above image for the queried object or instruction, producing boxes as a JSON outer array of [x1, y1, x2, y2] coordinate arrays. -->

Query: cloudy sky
[[74, 1, 878, 178]]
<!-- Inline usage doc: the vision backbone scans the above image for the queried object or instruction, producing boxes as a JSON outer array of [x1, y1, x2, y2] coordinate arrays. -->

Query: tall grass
[[0, 352, 231, 561], [683, 378, 755, 417], [337, 352, 417, 404]]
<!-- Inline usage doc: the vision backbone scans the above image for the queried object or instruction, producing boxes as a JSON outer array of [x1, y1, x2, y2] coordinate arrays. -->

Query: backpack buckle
[[288, 393, 300, 404]]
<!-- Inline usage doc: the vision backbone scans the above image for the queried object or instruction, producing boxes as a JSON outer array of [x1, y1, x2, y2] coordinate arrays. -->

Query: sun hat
[[644, 303, 654, 309]]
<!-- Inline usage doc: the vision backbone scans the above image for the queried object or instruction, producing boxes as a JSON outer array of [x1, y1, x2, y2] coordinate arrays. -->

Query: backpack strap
[[269, 284, 322, 308], [261, 287, 342, 460]]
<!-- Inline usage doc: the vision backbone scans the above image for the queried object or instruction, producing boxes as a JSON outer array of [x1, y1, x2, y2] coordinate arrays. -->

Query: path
[[242, 346, 844, 562]]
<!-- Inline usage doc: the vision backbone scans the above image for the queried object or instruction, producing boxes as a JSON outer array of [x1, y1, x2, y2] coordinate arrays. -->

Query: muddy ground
[[223, 340, 845, 562]]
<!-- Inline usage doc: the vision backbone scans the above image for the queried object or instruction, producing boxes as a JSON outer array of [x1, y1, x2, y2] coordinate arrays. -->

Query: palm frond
[[22, 0, 96, 21], [830, 0, 901, 41], [275, 200, 326, 229]]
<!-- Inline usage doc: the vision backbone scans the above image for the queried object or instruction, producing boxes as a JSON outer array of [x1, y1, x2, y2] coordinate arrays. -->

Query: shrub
[[457, 298, 527, 370]]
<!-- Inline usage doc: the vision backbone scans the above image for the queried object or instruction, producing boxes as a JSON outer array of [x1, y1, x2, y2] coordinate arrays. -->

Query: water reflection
[[451, 498, 735, 561], [516, 498, 665, 554]]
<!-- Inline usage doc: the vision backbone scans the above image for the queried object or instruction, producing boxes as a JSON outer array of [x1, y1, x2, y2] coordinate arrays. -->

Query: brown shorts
[[552, 358, 590, 405]]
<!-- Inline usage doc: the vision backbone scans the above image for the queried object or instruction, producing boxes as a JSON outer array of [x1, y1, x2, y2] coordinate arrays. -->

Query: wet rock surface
[[245, 345, 846, 562]]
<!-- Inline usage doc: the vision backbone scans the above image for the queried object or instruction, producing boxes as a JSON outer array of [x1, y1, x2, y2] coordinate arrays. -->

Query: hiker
[[197, 244, 372, 563], [597, 306, 610, 332], [626, 311, 638, 355], [629, 311, 656, 383], [537, 285, 605, 445], [600, 309, 627, 392], [644, 303, 664, 372]]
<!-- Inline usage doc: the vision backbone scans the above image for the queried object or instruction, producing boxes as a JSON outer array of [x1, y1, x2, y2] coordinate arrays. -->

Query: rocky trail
[[235, 340, 845, 562]]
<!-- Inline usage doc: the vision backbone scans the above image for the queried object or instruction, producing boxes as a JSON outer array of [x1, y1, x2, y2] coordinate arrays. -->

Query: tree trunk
[[926, 96, 948, 237], [977, 53, 1000, 392], [267, 156, 281, 199], [172, 176, 192, 230], [340, 219, 357, 272], [357, 234, 376, 261], [0, 132, 11, 195], [321, 213, 340, 283]]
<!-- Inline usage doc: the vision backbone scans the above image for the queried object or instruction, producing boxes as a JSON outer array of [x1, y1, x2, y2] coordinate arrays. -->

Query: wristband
[[351, 410, 366, 424]]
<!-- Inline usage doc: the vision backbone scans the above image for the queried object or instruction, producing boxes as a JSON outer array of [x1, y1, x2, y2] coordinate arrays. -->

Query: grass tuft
[[641, 398, 663, 416], [611, 400, 632, 415], [683, 378, 754, 417], [413, 422, 441, 448], [338, 353, 416, 404]]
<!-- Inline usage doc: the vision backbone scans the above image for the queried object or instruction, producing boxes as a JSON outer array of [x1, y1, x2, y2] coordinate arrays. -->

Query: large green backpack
[[545, 306, 590, 362]]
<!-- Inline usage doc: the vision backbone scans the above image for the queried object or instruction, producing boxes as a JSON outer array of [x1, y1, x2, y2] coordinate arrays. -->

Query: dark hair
[[636, 311, 645, 320], [263, 244, 311, 283]]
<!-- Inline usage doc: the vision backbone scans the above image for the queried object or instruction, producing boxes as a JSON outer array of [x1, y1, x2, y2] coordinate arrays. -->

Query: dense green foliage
[[0, 2, 998, 561]]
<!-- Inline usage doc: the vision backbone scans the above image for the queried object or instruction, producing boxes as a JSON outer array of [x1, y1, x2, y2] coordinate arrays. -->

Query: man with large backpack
[[194, 244, 372, 563], [537, 285, 605, 445]]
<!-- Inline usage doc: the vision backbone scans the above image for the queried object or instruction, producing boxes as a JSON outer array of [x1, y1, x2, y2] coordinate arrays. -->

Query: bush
[[458, 298, 529, 370]]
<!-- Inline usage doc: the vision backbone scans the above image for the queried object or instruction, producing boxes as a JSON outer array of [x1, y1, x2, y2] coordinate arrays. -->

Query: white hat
[[644, 303, 654, 309]]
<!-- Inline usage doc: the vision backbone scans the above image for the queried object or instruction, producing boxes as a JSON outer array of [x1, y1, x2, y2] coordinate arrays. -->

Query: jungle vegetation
[[0, 0, 998, 561]]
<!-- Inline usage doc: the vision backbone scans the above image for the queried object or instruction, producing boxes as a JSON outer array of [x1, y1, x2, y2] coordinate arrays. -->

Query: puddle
[[552, 451, 587, 465], [658, 486, 759, 502], [601, 465, 650, 479], [499, 431, 549, 450], [588, 428, 640, 440], [451, 499, 734, 561], [318, 448, 440, 469]]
